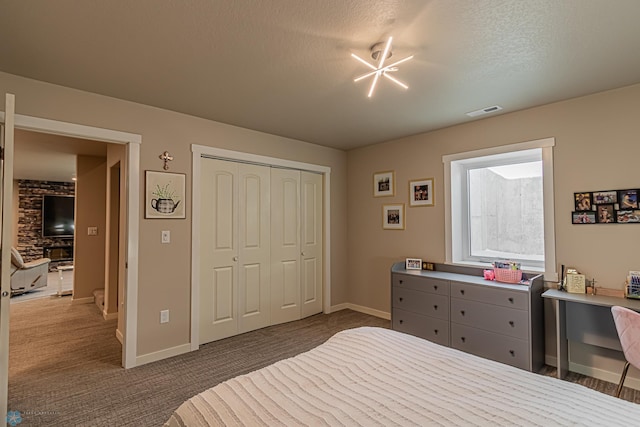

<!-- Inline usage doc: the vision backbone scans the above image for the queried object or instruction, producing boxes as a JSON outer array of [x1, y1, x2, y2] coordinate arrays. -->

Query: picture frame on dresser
[[405, 258, 422, 270]]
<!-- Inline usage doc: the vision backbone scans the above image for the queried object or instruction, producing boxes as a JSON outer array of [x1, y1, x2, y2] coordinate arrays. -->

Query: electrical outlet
[[88, 226, 98, 236], [160, 310, 169, 324], [161, 230, 170, 243]]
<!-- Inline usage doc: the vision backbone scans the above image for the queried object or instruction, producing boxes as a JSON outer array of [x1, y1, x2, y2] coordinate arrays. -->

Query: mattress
[[165, 327, 640, 426]]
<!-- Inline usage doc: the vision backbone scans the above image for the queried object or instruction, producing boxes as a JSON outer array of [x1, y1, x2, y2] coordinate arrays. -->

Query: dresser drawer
[[392, 287, 449, 320], [392, 274, 449, 296], [392, 308, 450, 346], [451, 323, 529, 370], [450, 281, 527, 310], [450, 298, 528, 339]]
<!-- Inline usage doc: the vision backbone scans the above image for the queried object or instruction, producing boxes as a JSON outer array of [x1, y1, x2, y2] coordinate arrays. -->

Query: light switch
[[160, 310, 169, 323], [161, 230, 170, 243], [88, 226, 98, 236]]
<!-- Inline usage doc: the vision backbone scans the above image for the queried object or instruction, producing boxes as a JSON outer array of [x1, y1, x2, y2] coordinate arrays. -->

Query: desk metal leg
[[554, 299, 569, 379]]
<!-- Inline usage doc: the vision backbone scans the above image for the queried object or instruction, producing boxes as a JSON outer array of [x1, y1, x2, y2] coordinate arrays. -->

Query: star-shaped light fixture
[[351, 36, 414, 98]]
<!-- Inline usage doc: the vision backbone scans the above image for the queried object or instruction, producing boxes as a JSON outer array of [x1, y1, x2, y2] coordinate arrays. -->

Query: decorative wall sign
[[145, 171, 186, 219]]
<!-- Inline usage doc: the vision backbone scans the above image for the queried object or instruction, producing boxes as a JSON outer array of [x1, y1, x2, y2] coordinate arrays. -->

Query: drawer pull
[[433, 305, 438, 310], [399, 280, 403, 284], [508, 297, 514, 303], [509, 321, 514, 327], [509, 350, 515, 357], [399, 297, 404, 302], [434, 285, 438, 291], [460, 289, 465, 295], [399, 319, 404, 324], [460, 310, 465, 316], [434, 329, 439, 335], [461, 337, 466, 343]]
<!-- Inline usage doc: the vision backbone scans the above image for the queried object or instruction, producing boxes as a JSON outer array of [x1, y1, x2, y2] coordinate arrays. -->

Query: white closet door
[[237, 164, 271, 333], [300, 171, 323, 318], [270, 168, 301, 325], [200, 158, 238, 343]]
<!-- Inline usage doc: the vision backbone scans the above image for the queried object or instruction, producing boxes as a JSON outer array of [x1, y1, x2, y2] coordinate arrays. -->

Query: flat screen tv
[[42, 195, 75, 237]]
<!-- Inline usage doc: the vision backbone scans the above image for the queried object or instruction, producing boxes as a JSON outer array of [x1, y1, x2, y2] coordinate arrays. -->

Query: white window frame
[[443, 137, 557, 281]]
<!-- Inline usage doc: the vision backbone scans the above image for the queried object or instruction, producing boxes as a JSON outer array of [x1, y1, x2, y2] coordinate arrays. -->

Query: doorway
[[4, 112, 141, 368]]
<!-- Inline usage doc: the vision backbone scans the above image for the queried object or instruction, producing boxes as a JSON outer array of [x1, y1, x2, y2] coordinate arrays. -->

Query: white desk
[[56, 265, 74, 296], [542, 289, 640, 378]]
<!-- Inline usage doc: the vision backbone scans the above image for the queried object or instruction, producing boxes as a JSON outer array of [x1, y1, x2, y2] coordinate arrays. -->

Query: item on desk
[[405, 258, 422, 270], [566, 272, 586, 294], [625, 271, 640, 299]]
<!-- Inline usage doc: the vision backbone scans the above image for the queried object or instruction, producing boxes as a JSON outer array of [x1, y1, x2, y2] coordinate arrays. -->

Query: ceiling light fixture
[[351, 36, 414, 98]]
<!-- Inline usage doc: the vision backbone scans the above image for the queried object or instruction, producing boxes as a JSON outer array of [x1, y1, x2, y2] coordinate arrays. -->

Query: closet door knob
[[233, 256, 238, 261], [301, 251, 306, 256]]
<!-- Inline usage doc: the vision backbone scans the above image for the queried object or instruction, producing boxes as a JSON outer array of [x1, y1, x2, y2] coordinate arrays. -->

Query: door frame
[[0, 111, 141, 368], [190, 145, 331, 351]]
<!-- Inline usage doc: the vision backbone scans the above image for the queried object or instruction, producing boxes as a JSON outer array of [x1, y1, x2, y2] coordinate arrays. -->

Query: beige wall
[[347, 83, 640, 374], [74, 155, 107, 300], [0, 71, 348, 358]]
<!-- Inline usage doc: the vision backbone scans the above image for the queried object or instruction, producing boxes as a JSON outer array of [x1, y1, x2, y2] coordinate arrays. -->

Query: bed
[[165, 327, 640, 426]]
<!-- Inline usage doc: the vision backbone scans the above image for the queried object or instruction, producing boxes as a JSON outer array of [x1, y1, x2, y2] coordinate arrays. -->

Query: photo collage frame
[[572, 189, 639, 224]]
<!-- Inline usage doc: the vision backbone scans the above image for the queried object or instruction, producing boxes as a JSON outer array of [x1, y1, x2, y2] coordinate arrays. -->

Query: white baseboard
[[103, 310, 118, 321], [115, 328, 123, 344], [330, 303, 390, 320], [136, 343, 192, 367], [71, 296, 94, 305]]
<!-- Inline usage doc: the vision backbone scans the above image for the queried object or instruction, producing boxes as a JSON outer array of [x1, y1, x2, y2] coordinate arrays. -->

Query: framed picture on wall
[[382, 203, 405, 230], [409, 178, 434, 207], [373, 171, 395, 197], [574, 192, 592, 211], [572, 211, 596, 224], [597, 204, 615, 223], [619, 189, 639, 210], [592, 190, 617, 205], [145, 170, 186, 219]]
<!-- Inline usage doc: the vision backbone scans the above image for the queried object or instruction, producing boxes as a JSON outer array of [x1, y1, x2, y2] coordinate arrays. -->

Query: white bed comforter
[[165, 327, 640, 426]]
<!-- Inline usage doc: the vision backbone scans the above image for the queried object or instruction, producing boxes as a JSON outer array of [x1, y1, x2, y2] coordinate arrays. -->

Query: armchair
[[10, 247, 50, 296]]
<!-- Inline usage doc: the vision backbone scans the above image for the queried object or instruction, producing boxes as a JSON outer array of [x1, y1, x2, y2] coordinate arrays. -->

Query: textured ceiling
[[2, 0, 640, 151]]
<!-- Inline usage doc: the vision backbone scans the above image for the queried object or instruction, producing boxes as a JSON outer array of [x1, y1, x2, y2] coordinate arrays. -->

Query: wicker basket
[[494, 268, 523, 284]]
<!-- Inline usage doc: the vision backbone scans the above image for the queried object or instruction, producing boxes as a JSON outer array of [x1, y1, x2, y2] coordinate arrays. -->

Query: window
[[443, 138, 556, 280]]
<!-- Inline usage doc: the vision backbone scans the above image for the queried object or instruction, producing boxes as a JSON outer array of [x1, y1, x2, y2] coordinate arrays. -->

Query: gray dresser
[[391, 262, 545, 372]]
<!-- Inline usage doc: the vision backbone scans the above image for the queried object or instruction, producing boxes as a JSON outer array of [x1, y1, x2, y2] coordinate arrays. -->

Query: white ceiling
[[2, 0, 640, 153]]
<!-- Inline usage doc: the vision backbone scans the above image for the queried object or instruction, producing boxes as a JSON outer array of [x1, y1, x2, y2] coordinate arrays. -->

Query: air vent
[[465, 105, 503, 117]]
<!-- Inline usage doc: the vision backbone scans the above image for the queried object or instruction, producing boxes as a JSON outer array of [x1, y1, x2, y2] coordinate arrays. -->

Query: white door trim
[[190, 145, 332, 350], [0, 112, 141, 368]]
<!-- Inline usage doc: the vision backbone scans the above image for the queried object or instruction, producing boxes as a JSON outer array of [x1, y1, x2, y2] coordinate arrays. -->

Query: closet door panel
[[301, 172, 323, 318], [238, 164, 271, 334], [270, 169, 301, 325], [200, 159, 239, 343]]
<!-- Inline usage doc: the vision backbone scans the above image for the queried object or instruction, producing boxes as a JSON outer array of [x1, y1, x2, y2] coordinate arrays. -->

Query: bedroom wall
[[347, 83, 640, 381], [0, 71, 349, 359]]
